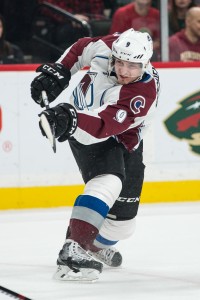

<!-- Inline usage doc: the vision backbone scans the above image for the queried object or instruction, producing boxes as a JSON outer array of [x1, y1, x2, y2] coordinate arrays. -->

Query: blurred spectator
[[109, 0, 160, 60], [0, 14, 24, 64], [0, 2, 5, 15], [32, 0, 116, 61], [2, 0, 38, 54], [38, 0, 114, 20], [152, 0, 160, 9], [169, 7, 200, 61], [169, 0, 196, 36]]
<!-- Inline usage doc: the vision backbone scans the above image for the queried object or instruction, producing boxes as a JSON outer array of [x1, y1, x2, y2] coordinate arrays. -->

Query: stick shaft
[[41, 90, 56, 153], [0, 285, 32, 300], [41, 90, 49, 109]]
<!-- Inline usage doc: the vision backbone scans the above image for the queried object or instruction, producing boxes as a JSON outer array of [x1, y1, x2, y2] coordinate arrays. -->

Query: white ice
[[0, 201, 200, 300]]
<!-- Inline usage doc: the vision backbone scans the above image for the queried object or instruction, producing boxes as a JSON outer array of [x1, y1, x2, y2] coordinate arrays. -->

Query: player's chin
[[117, 77, 133, 85]]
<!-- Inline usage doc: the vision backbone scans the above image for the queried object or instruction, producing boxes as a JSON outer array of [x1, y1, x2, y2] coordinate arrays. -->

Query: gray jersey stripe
[[71, 206, 104, 229]]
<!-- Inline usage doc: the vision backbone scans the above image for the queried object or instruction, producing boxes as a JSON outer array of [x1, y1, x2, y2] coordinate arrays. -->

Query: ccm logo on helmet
[[120, 51, 131, 56], [130, 96, 146, 114]]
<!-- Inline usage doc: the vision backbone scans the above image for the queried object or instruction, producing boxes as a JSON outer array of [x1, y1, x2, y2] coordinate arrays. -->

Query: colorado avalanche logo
[[130, 96, 146, 114], [164, 90, 200, 155], [73, 72, 97, 110]]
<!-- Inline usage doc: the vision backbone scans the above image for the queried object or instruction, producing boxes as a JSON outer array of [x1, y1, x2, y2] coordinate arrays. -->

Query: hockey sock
[[67, 194, 110, 250], [93, 233, 118, 249], [68, 219, 99, 250]]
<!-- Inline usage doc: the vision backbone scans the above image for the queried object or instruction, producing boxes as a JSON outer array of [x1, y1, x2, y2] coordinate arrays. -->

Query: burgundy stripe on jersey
[[77, 107, 130, 139], [116, 126, 141, 151], [101, 33, 119, 50], [75, 78, 157, 151], [60, 33, 118, 70], [60, 37, 100, 69]]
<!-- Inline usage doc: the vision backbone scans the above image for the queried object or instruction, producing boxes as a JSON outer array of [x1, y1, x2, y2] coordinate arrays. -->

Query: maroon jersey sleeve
[[57, 34, 117, 71], [73, 79, 157, 150]]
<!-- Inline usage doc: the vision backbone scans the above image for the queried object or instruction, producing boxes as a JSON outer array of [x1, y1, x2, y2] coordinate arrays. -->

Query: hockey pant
[[67, 137, 145, 249]]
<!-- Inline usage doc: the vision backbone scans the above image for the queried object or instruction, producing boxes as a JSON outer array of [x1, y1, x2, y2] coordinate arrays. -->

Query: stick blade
[[40, 114, 56, 153]]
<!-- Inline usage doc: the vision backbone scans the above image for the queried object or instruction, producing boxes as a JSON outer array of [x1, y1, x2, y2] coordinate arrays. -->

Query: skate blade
[[53, 265, 99, 282]]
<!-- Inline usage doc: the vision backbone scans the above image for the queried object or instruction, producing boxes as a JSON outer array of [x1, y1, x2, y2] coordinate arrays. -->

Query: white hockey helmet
[[111, 28, 153, 73]]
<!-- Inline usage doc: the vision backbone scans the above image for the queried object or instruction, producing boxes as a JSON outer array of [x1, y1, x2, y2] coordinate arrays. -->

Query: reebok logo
[[133, 55, 144, 59]]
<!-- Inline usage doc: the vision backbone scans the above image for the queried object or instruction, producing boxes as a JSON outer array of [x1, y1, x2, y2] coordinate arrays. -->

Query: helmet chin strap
[[131, 75, 143, 83]]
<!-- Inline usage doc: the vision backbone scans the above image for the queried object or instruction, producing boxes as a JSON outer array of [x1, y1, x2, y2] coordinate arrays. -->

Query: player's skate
[[89, 247, 122, 267], [53, 239, 103, 282]]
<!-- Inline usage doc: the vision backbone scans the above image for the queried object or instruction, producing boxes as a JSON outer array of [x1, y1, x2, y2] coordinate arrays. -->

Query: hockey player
[[30, 28, 160, 282]]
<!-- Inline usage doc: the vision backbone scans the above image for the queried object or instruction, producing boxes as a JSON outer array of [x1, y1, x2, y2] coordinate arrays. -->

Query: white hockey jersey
[[57, 33, 160, 152]]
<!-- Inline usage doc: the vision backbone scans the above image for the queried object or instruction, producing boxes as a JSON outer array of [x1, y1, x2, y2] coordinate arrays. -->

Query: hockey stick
[[0, 285, 32, 300], [39, 90, 56, 153]]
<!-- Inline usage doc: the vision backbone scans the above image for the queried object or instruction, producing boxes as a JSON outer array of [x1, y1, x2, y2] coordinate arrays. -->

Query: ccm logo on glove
[[42, 64, 65, 80], [68, 108, 78, 135], [31, 63, 71, 106]]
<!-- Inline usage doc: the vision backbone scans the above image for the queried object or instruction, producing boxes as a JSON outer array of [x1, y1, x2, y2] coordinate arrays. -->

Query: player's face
[[114, 59, 143, 84]]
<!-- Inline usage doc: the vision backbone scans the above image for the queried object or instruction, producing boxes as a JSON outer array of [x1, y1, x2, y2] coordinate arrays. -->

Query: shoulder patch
[[130, 96, 146, 114], [115, 109, 127, 123]]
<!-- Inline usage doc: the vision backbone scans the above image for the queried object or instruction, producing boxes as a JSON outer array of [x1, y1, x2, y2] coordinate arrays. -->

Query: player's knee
[[83, 174, 122, 208]]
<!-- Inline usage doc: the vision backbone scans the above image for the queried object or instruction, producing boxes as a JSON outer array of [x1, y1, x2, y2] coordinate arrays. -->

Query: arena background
[[0, 62, 199, 209]]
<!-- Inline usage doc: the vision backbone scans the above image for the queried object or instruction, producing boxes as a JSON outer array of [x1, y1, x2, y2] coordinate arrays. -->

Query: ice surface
[[0, 201, 200, 300]]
